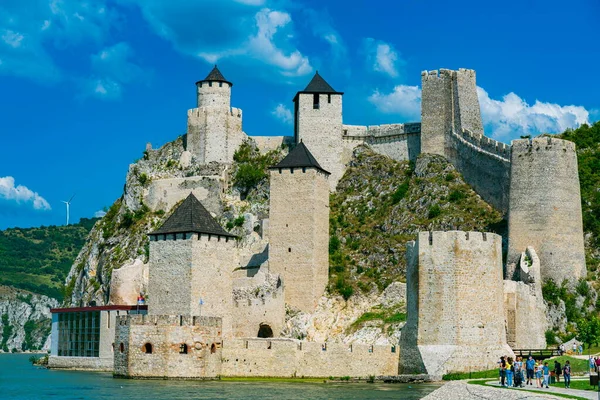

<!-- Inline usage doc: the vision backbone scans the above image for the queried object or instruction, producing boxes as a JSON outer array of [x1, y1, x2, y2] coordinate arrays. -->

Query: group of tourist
[[589, 356, 600, 373], [498, 356, 572, 389]]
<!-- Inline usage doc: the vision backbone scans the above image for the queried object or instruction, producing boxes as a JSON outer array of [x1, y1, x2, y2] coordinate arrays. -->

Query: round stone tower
[[507, 137, 586, 283], [196, 65, 232, 109]]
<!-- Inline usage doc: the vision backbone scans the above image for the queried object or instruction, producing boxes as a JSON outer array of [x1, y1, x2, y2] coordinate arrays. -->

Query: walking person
[[542, 362, 550, 388], [563, 360, 571, 389], [535, 360, 543, 388], [595, 356, 600, 373], [506, 357, 514, 388], [526, 356, 535, 385], [579, 344, 583, 355], [499, 356, 507, 387], [590, 356, 595, 374], [554, 360, 562, 383]]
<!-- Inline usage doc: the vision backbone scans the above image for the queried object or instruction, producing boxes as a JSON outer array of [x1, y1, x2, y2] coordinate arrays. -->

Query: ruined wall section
[[420, 70, 453, 156], [221, 338, 398, 377], [295, 93, 343, 190], [399, 231, 512, 378], [269, 168, 329, 312], [231, 283, 285, 338], [507, 137, 586, 283], [114, 315, 223, 379]]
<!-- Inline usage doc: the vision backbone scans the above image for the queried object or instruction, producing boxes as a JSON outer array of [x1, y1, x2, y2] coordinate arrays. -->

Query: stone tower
[[420, 68, 484, 156], [507, 137, 586, 283], [148, 193, 236, 334], [399, 231, 512, 378], [293, 72, 344, 190], [186, 66, 245, 164], [268, 142, 330, 312]]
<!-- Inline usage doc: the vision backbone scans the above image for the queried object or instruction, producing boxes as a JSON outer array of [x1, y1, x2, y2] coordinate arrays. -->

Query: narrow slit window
[[313, 93, 320, 109]]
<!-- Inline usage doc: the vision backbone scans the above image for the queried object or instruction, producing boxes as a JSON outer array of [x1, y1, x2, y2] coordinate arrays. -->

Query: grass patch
[[443, 369, 498, 381], [219, 376, 326, 383], [551, 379, 598, 391], [546, 356, 589, 376], [349, 305, 406, 333]]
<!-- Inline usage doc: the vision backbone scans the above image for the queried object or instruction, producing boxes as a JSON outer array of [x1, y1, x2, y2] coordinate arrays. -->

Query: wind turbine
[[62, 194, 75, 225]]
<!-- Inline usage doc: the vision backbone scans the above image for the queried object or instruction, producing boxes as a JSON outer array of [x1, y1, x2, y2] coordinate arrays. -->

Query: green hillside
[[0, 218, 98, 300]]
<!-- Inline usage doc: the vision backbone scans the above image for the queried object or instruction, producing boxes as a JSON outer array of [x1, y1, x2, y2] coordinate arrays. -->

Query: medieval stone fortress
[[47, 66, 585, 380]]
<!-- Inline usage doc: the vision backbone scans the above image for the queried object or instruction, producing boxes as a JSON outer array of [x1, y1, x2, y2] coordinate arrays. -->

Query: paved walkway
[[485, 379, 598, 399]]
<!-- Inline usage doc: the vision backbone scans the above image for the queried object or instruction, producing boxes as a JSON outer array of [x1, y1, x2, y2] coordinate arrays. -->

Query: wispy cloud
[[271, 103, 293, 125], [128, 1, 312, 77], [368, 85, 422, 120], [94, 209, 106, 218], [363, 38, 404, 78], [0, 176, 51, 210], [82, 42, 147, 100]]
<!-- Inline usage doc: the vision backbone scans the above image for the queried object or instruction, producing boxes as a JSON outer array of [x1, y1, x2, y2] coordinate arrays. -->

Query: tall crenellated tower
[[420, 68, 484, 156], [147, 193, 236, 335], [186, 66, 245, 164], [507, 137, 586, 283], [293, 72, 343, 190], [268, 142, 330, 312]]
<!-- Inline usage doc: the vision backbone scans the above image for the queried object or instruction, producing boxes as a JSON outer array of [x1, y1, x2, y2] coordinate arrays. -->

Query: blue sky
[[1, 0, 599, 229]]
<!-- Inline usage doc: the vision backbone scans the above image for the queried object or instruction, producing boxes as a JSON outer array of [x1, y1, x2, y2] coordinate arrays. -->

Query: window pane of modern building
[[57, 311, 100, 357]]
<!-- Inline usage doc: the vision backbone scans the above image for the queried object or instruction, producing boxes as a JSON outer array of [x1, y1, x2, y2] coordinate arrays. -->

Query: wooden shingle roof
[[293, 71, 343, 101], [196, 65, 232, 86], [151, 194, 235, 237]]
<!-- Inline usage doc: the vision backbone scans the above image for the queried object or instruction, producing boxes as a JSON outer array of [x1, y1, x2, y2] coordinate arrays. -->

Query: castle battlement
[[187, 107, 242, 118], [342, 123, 421, 140], [511, 136, 576, 153], [454, 128, 511, 160], [422, 230, 502, 247], [119, 314, 222, 328]]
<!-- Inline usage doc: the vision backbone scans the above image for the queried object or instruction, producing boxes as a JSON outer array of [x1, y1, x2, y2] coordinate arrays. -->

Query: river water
[[0, 354, 441, 399]]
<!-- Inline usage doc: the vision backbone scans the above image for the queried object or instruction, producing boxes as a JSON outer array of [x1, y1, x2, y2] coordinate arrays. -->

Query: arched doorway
[[257, 323, 273, 338]]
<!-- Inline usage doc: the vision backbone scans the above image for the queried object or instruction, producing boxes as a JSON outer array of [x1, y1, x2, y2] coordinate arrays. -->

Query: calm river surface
[[0, 354, 441, 399]]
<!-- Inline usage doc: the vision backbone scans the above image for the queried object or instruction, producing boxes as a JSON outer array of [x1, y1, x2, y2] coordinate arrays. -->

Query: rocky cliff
[[0, 285, 58, 352]]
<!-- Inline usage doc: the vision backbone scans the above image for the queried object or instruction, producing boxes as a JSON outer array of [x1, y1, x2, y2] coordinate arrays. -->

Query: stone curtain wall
[[221, 338, 398, 378], [268, 168, 329, 312], [341, 123, 421, 164], [295, 93, 344, 190], [114, 315, 223, 379], [231, 287, 285, 338], [144, 176, 223, 216], [507, 137, 586, 283], [399, 231, 512, 378], [420, 69, 511, 213]]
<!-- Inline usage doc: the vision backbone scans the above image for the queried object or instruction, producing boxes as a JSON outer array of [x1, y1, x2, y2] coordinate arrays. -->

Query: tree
[[576, 316, 600, 352]]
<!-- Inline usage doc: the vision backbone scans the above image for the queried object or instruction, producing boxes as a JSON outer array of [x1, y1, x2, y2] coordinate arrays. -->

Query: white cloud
[[82, 42, 146, 100], [94, 210, 107, 218], [477, 87, 590, 139], [0, 176, 51, 211], [248, 9, 311, 76], [363, 38, 403, 78], [271, 103, 293, 125], [368, 83, 590, 139], [126, 1, 312, 77], [368, 85, 422, 120]]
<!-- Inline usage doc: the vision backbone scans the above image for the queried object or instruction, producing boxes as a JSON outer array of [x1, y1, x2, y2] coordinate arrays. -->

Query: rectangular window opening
[[313, 93, 320, 109]]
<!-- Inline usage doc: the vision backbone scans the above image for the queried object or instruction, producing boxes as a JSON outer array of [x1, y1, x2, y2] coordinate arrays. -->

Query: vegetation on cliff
[[328, 146, 503, 299], [0, 218, 97, 300]]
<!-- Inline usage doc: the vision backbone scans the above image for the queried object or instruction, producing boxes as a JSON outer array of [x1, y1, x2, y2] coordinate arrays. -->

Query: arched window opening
[[211, 343, 217, 354], [179, 343, 188, 354], [143, 343, 153, 354], [257, 324, 273, 338]]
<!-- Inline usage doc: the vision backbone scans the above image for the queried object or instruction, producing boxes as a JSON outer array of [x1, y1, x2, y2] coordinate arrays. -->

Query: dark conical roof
[[151, 194, 235, 237], [270, 141, 330, 175], [293, 71, 343, 101], [196, 65, 232, 86]]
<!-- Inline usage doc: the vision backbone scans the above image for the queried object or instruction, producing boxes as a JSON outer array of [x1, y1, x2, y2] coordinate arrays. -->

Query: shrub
[[138, 173, 149, 186], [445, 173, 456, 182], [448, 189, 466, 202], [545, 329, 558, 346], [428, 204, 441, 219], [336, 276, 354, 300], [391, 182, 409, 204], [233, 215, 245, 228], [329, 236, 341, 254]]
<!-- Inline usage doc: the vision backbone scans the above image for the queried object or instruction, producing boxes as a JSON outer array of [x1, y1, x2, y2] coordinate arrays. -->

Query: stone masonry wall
[[268, 167, 329, 312], [144, 176, 223, 216], [420, 70, 452, 156], [231, 287, 285, 338], [114, 314, 223, 379], [221, 338, 398, 378], [507, 137, 586, 283], [341, 123, 421, 164], [399, 231, 513, 378], [295, 93, 344, 190]]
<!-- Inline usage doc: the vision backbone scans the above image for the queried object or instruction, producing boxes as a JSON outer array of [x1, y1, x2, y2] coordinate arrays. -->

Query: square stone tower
[[293, 72, 344, 191], [268, 142, 330, 312], [186, 66, 246, 164], [148, 193, 236, 335]]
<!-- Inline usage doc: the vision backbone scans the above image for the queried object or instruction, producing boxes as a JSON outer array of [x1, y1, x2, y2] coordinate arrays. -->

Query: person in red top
[[595, 357, 600, 373], [137, 293, 145, 305]]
